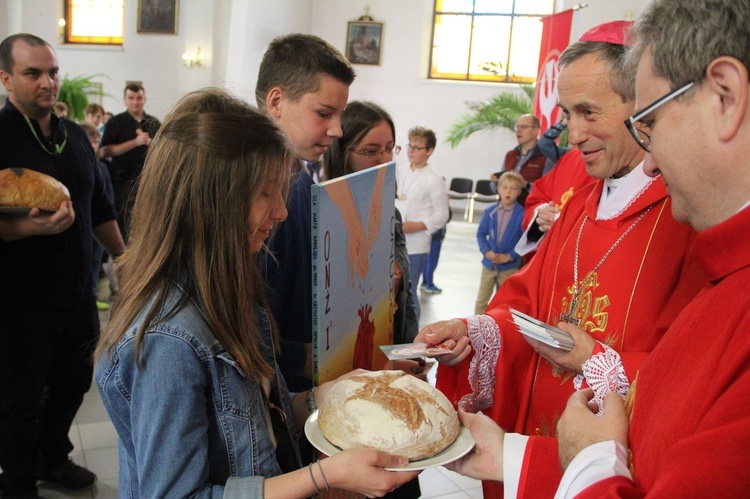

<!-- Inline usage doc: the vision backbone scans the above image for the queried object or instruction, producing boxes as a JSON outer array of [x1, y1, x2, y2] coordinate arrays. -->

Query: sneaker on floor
[[39, 459, 96, 490], [420, 283, 443, 294], [96, 300, 110, 311]]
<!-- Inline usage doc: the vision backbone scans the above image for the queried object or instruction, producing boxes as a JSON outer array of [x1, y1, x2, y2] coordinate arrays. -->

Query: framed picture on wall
[[137, 0, 179, 34], [345, 21, 383, 65]]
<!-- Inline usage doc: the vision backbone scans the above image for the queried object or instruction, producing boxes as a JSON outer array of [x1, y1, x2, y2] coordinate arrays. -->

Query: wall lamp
[[58, 18, 66, 43], [182, 47, 204, 68]]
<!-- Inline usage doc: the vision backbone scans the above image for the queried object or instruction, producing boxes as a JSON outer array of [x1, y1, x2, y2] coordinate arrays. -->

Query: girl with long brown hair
[[95, 89, 417, 497]]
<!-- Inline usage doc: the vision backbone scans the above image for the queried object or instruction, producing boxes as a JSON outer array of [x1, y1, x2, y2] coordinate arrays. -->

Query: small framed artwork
[[137, 0, 179, 35], [90, 82, 103, 105], [345, 21, 383, 65]]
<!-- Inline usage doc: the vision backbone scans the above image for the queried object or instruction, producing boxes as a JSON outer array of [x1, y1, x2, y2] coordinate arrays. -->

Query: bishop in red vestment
[[553, 3, 750, 495], [419, 20, 705, 498]]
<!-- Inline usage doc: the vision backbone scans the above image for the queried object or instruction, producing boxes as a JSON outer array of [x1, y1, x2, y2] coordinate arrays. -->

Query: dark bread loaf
[[0, 168, 70, 211]]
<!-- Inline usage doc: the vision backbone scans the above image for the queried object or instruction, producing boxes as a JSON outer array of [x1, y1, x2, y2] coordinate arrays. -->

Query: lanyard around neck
[[23, 114, 67, 155]]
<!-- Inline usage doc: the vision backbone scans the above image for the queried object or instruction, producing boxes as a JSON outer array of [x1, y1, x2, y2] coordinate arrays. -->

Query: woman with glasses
[[324, 101, 418, 347], [323, 101, 423, 498]]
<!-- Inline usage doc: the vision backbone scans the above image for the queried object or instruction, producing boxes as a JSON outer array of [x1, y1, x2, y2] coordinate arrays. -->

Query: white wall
[[312, 0, 524, 192], [222, 0, 314, 102], [561, 0, 648, 40], [0, 0, 217, 116], [0, 0, 649, 187], [310, 0, 649, 188]]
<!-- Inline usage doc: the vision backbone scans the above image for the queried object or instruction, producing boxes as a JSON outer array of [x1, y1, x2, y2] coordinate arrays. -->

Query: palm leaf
[[445, 83, 535, 149], [58, 73, 110, 121]]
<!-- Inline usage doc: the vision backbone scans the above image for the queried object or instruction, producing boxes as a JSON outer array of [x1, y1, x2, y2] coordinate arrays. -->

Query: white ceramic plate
[[304, 410, 476, 471]]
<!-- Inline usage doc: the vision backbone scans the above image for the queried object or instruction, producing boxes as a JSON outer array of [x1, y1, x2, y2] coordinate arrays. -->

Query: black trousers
[[0, 300, 98, 496]]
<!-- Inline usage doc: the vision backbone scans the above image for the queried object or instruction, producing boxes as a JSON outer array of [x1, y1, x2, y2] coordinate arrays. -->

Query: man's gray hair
[[558, 41, 634, 103], [628, 0, 750, 89]]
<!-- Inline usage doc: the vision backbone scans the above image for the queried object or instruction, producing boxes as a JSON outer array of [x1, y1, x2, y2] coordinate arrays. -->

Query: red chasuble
[[573, 206, 750, 497], [436, 176, 704, 498]]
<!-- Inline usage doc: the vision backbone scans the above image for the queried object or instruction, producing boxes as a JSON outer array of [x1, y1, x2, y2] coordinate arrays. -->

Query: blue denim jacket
[[95, 280, 301, 498]]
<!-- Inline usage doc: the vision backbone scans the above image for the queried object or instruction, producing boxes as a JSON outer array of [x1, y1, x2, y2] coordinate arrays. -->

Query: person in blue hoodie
[[474, 171, 525, 314]]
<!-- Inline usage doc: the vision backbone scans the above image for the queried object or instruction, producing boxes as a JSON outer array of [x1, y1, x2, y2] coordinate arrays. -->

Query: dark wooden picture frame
[[137, 0, 179, 35], [345, 21, 383, 65]]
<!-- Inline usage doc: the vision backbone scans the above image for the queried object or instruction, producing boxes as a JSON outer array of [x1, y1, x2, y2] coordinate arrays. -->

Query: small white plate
[[304, 410, 476, 471]]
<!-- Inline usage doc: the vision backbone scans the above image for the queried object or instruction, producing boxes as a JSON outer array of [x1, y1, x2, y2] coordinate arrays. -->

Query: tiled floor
[[39, 213, 487, 498]]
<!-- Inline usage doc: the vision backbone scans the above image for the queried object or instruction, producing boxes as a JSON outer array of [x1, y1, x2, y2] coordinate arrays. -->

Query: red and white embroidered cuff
[[573, 342, 630, 416], [458, 314, 501, 413]]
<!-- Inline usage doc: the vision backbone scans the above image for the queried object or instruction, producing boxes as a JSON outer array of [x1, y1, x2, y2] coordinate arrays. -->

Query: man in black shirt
[[0, 33, 125, 498], [99, 83, 160, 241]]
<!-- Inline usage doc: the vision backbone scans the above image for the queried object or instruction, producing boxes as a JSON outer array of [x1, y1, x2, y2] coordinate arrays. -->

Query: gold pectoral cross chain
[[561, 206, 654, 325]]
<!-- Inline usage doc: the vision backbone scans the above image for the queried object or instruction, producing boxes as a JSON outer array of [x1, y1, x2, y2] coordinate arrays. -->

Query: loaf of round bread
[[0, 167, 70, 212], [317, 370, 460, 461]]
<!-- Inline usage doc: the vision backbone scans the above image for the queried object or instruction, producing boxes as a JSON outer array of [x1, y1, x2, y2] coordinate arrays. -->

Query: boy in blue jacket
[[475, 171, 525, 314]]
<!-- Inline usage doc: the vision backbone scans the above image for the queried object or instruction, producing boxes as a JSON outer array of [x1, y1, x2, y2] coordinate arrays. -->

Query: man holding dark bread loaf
[[0, 33, 125, 498]]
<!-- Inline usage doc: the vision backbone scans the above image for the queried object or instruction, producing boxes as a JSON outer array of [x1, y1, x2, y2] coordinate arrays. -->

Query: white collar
[[597, 162, 655, 220]]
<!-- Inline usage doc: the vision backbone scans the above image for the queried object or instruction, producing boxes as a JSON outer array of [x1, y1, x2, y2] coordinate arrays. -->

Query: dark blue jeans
[[422, 236, 444, 287]]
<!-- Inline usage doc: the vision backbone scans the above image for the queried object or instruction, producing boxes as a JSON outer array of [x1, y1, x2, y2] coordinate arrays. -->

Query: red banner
[[533, 9, 574, 134]]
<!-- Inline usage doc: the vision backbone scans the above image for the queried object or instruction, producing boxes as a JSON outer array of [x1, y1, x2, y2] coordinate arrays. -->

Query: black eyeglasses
[[406, 144, 427, 151], [624, 80, 695, 152], [351, 145, 401, 158]]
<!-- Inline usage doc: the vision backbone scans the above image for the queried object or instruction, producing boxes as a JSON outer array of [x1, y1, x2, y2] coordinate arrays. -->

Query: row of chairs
[[448, 177, 499, 223]]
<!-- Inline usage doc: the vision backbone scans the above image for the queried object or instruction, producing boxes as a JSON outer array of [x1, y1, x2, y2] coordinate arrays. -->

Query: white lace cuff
[[573, 342, 629, 416], [458, 314, 501, 413]]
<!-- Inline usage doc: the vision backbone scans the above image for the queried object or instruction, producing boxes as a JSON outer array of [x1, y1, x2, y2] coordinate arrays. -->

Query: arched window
[[429, 0, 554, 83], [62, 0, 124, 45]]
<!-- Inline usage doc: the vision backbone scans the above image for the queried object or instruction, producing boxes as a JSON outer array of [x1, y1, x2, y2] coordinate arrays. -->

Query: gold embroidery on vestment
[[562, 271, 612, 333], [558, 187, 574, 209], [535, 413, 561, 437]]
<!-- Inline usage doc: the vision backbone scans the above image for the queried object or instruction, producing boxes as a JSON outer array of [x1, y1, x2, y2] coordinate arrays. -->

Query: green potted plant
[[446, 83, 569, 149], [57, 73, 109, 121]]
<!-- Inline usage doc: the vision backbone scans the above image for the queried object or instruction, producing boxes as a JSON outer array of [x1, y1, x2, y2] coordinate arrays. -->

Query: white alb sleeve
[[554, 441, 631, 499], [503, 432, 530, 499]]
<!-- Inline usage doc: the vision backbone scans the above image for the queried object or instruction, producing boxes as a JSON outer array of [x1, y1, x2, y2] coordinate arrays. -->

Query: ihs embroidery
[[560, 271, 611, 333]]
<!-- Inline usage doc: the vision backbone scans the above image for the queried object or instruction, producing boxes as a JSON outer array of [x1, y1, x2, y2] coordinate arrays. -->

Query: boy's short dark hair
[[86, 103, 104, 116], [408, 126, 437, 150], [255, 33, 356, 109], [124, 83, 145, 96]]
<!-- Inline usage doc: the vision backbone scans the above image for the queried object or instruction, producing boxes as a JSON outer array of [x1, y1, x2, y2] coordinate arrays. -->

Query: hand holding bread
[[0, 168, 74, 240], [0, 168, 70, 212]]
